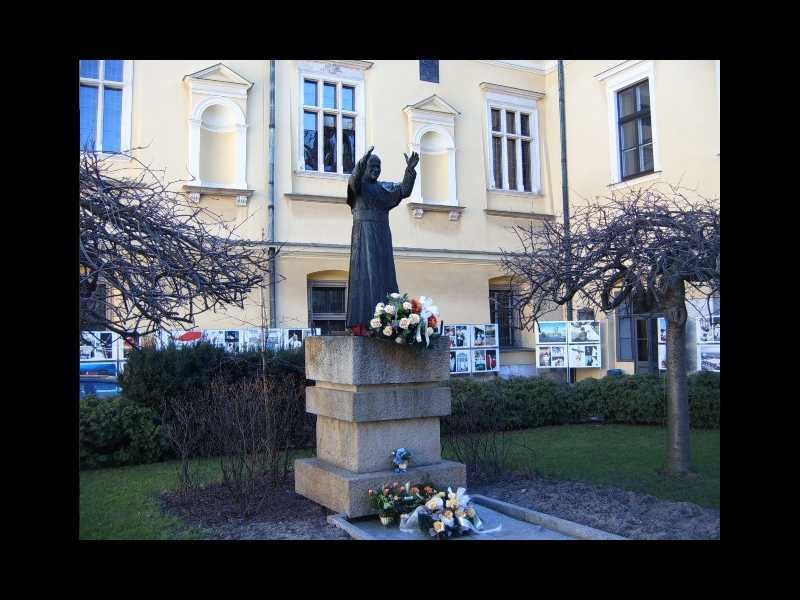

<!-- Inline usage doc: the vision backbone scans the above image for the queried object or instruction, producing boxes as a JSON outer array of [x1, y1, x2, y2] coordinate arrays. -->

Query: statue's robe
[[345, 165, 416, 328]]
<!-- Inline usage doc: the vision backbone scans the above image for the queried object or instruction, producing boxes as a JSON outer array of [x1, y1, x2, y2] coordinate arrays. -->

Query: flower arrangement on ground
[[400, 485, 492, 539], [369, 292, 441, 348], [391, 448, 411, 473], [368, 481, 420, 525]]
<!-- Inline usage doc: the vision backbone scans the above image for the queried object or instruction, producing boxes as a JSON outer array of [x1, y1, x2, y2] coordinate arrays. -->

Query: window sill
[[294, 170, 351, 181], [407, 202, 464, 221], [182, 185, 254, 206], [607, 170, 663, 190], [485, 209, 554, 221], [81, 150, 132, 162], [286, 193, 347, 204], [487, 188, 543, 200]]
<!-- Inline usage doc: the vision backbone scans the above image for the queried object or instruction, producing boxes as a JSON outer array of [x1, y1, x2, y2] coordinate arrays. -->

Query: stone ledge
[[306, 385, 451, 422], [295, 458, 467, 518], [305, 336, 449, 385]]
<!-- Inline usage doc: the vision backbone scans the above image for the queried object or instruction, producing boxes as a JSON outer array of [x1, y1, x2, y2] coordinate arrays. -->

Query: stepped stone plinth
[[295, 336, 466, 518]]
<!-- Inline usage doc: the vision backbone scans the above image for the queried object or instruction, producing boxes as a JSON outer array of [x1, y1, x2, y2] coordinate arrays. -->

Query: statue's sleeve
[[347, 168, 362, 208], [387, 166, 417, 208]]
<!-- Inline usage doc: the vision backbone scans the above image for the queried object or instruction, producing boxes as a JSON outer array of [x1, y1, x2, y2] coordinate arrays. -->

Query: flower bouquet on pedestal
[[369, 292, 442, 348], [368, 481, 421, 526], [398, 485, 497, 539]]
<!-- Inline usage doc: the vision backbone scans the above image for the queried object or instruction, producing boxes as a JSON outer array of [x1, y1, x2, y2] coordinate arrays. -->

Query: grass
[[79, 450, 313, 540], [81, 425, 719, 539], [443, 424, 720, 509]]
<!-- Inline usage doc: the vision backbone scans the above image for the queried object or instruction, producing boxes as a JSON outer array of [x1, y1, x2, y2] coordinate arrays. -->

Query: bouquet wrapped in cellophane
[[369, 292, 442, 348]]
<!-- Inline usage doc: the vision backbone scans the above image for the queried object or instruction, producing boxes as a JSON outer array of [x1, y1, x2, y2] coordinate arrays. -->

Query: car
[[80, 375, 122, 399]]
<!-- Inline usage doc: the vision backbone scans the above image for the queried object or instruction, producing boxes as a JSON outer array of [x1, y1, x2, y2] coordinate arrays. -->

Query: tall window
[[79, 60, 130, 153], [309, 282, 347, 334], [489, 106, 535, 192], [617, 80, 653, 180], [80, 283, 108, 331], [419, 60, 439, 83], [489, 288, 517, 347], [302, 78, 357, 174], [616, 301, 635, 362]]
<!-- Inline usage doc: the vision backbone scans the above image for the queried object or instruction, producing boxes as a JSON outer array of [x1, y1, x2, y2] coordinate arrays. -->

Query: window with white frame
[[297, 61, 368, 175], [79, 60, 132, 153], [481, 83, 543, 194]]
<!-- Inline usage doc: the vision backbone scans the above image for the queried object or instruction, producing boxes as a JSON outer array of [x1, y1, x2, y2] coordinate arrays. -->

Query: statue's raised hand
[[357, 146, 375, 169], [403, 151, 419, 170]]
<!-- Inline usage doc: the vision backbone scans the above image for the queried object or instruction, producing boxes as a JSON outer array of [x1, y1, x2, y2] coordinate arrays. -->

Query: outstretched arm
[[348, 146, 374, 196], [398, 151, 419, 199]]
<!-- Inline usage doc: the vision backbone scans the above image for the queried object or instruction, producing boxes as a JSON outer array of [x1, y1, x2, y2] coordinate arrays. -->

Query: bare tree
[[79, 149, 275, 341], [499, 186, 720, 476]]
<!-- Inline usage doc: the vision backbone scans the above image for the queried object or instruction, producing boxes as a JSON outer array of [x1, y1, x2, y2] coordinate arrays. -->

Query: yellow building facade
[[80, 59, 719, 377]]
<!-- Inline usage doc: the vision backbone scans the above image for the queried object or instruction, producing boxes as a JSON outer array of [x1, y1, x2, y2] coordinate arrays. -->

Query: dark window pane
[[506, 111, 516, 134], [323, 83, 336, 109], [639, 115, 652, 143], [490, 290, 515, 347], [80, 85, 98, 150], [621, 148, 638, 178], [507, 139, 517, 190], [104, 60, 124, 82], [419, 60, 439, 83], [640, 143, 654, 172], [520, 113, 530, 136], [342, 116, 355, 174], [304, 80, 317, 106], [492, 136, 502, 188], [311, 319, 347, 335], [491, 109, 501, 132], [620, 120, 638, 150], [303, 111, 318, 170], [521, 141, 531, 192], [312, 286, 346, 313], [80, 60, 99, 79], [323, 113, 337, 172], [637, 81, 650, 111], [342, 86, 355, 111], [618, 87, 636, 118], [103, 87, 122, 152]]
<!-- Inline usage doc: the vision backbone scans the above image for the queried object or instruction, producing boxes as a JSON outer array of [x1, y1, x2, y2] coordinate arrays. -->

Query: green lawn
[[81, 425, 719, 539], [444, 425, 720, 509]]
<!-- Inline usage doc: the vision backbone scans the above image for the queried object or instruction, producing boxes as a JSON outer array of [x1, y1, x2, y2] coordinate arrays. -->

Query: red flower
[[383, 488, 389, 496], [368, 489, 374, 496], [427, 316, 438, 328], [411, 487, 419, 494], [411, 299, 422, 314]]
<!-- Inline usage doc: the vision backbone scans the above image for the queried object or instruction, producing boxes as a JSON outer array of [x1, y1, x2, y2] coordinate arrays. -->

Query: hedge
[[444, 372, 719, 434]]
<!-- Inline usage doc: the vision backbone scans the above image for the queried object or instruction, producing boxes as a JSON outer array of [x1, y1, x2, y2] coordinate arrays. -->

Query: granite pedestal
[[295, 336, 467, 518]]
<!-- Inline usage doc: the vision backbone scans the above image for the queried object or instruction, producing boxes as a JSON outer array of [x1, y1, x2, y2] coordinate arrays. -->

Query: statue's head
[[366, 155, 381, 182]]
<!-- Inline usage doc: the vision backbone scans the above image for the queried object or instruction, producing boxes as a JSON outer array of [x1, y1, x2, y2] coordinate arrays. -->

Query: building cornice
[[479, 82, 545, 101], [474, 60, 549, 76], [594, 60, 647, 82]]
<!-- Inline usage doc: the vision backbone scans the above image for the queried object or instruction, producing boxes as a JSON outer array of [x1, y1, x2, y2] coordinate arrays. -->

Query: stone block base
[[295, 457, 467, 518]]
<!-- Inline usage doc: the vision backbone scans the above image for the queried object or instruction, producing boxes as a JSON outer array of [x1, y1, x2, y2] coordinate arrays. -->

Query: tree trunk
[[662, 279, 694, 476]]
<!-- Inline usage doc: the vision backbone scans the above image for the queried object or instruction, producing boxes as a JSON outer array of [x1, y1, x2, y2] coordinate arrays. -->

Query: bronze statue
[[346, 146, 419, 334]]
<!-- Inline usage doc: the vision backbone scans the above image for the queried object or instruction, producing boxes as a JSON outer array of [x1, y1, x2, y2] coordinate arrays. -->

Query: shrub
[[445, 372, 719, 433], [80, 395, 164, 469]]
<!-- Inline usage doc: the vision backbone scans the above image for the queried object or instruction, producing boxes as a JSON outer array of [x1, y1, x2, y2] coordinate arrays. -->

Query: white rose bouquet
[[368, 292, 442, 348]]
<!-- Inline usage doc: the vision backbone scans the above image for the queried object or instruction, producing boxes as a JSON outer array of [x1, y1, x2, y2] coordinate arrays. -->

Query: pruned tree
[[80, 149, 275, 342], [499, 185, 720, 476]]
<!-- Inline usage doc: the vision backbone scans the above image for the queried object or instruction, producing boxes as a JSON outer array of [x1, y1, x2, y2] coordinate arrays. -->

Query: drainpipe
[[558, 59, 574, 384], [268, 59, 277, 328]]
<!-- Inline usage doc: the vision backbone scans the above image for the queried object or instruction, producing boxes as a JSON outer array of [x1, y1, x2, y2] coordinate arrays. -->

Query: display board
[[535, 320, 602, 369], [446, 323, 500, 374]]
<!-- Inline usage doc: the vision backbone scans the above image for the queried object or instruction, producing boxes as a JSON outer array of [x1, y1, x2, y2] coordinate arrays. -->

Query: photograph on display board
[[173, 330, 203, 348], [266, 329, 283, 351], [658, 344, 667, 371], [696, 316, 720, 343], [473, 349, 487, 372], [569, 344, 601, 368], [285, 329, 304, 350], [122, 335, 139, 358], [485, 348, 499, 371], [224, 330, 240, 353], [536, 321, 567, 344], [698, 345, 720, 372], [444, 325, 457, 349], [242, 329, 263, 351], [454, 325, 470, 348], [567, 321, 601, 344], [80, 331, 115, 360], [204, 330, 225, 348], [658, 318, 667, 344], [472, 324, 488, 347], [483, 324, 498, 347], [454, 349, 471, 373], [537, 345, 567, 368]]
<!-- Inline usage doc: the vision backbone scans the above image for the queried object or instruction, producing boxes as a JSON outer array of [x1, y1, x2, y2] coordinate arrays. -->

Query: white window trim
[[596, 60, 661, 185], [79, 60, 133, 156], [296, 61, 367, 176], [480, 84, 543, 195]]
